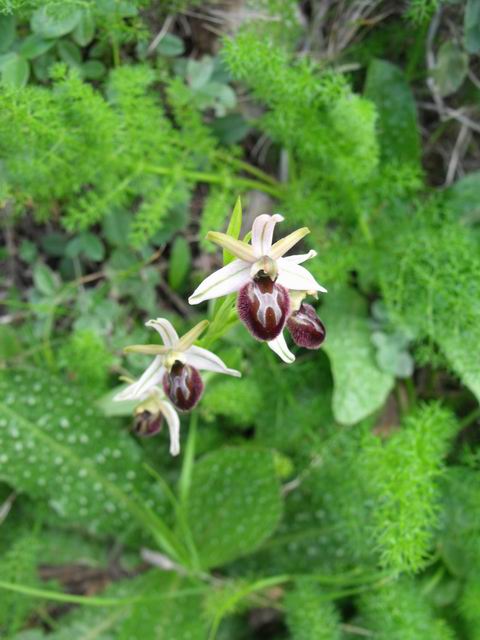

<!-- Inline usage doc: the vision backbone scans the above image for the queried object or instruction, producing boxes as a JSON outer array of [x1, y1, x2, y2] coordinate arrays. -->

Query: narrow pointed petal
[[281, 249, 317, 265], [188, 259, 251, 305], [185, 345, 241, 377], [269, 227, 310, 260], [276, 259, 327, 293], [114, 357, 165, 401], [159, 400, 181, 456], [176, 320, 209, 352], [145, 318, 179, 347], [206, 231, 256, 262], [251, 214, 284, 258], [268, 333, 296, 364], [124, 344, 169, 355]]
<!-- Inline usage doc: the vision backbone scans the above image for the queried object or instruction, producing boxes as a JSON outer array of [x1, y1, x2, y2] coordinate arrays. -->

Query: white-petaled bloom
[[188, 214, 327, 343], [129, 385, 181, 456], [267, 290, 326, 364], [114, 318, 240, 412]]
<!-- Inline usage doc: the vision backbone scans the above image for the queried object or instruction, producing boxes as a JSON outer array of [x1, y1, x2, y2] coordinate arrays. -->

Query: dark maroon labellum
[[237, 275, 290, 341], [287, 303, 326, 349], [133, 410, 163, 438], [163, 361, 204, 411]]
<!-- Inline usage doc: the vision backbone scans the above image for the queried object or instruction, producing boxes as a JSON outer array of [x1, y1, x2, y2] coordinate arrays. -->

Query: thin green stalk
[[459, 406, 480, 430], [145, 165, 283, 199], [208, 575, 291, 640], [0, 580, 205, 607], [144, 463, 201, 572], [179, 412, 198, 507], [404, 377, 417, 407], [214, 151, 279, 186]]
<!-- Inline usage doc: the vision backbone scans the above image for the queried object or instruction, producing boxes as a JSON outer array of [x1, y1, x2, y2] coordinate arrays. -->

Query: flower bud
[[237, 275, 290, 341], [286, 303, 326, 349], [163, 361, 204, 411], [133, 410, 163, 438]]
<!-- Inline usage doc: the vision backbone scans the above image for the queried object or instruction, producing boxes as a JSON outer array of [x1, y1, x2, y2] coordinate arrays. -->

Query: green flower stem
[[145, 165, 284, 199], [214, 151, 279, 186], [179, 412, 198, 507], [0, 580, 205, 607], [459, 406, 480, 430]]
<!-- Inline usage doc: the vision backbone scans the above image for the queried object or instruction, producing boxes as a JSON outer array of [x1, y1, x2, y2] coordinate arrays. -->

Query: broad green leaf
[[433, 42, 468, 97], [31, 6, 81, 39], [223, 196, 242, 265], [444, 171, 480, 223], [188, 448, 282, 568], [0, 369, 167, 535], [186, 56, 214, 90], [66, 233, 105, 261], [72, 9, 95, 47], [322, 287, 394, 425], [2, 54, 29, 88], [210, 113, 250, 145], [0, 326, 21, 360], [19, 35, 55, 60], [32, 262, 61, 296], [465, 0, 480, 53], [364, 59, 421, 166], [157, 34, 185, 57], [0, 15, 15, 54], [168, 235, 191, 290], [57, 39, 82, 68], [440, 331, 480, 403], [82, 59, 107, 80]]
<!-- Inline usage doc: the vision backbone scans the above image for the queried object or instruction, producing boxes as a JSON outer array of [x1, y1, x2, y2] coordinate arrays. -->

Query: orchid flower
[[268, 290, 326, 364], [114, 318, 240, 412], [131, 385, 181, 456], [188, 214, 327, 344]]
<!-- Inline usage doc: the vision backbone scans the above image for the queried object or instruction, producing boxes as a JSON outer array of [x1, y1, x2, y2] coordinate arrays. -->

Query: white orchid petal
[[251, 214, 284, 258], [114, 357, 165, 401], [268, 333, 295, 364], [276, 259, 327, 293], [282, 250, 317, 265], [185, 345, 241, 377], [188, 259, 251, 305], [159, 400, 180, 456], [145, 318, 179, 347]]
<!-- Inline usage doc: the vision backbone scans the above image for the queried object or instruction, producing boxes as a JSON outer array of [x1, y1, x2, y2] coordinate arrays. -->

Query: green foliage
[[0, 533, 41, 638], [363, 403, 458, 573], [284, 581, 342, 640], [59, 328, 113, 391], [322, 287, 394, 425], [0, 368, 167, 535], [0, 64, 236, 247], [201, 377, 263, 429], [375, 200, 480, 402], [224, 32, 378, 188], [364, 59, 421, 167], [359, 577, 455, 639], [188, 448, 283, 568], [1, 2, 480, 638]]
